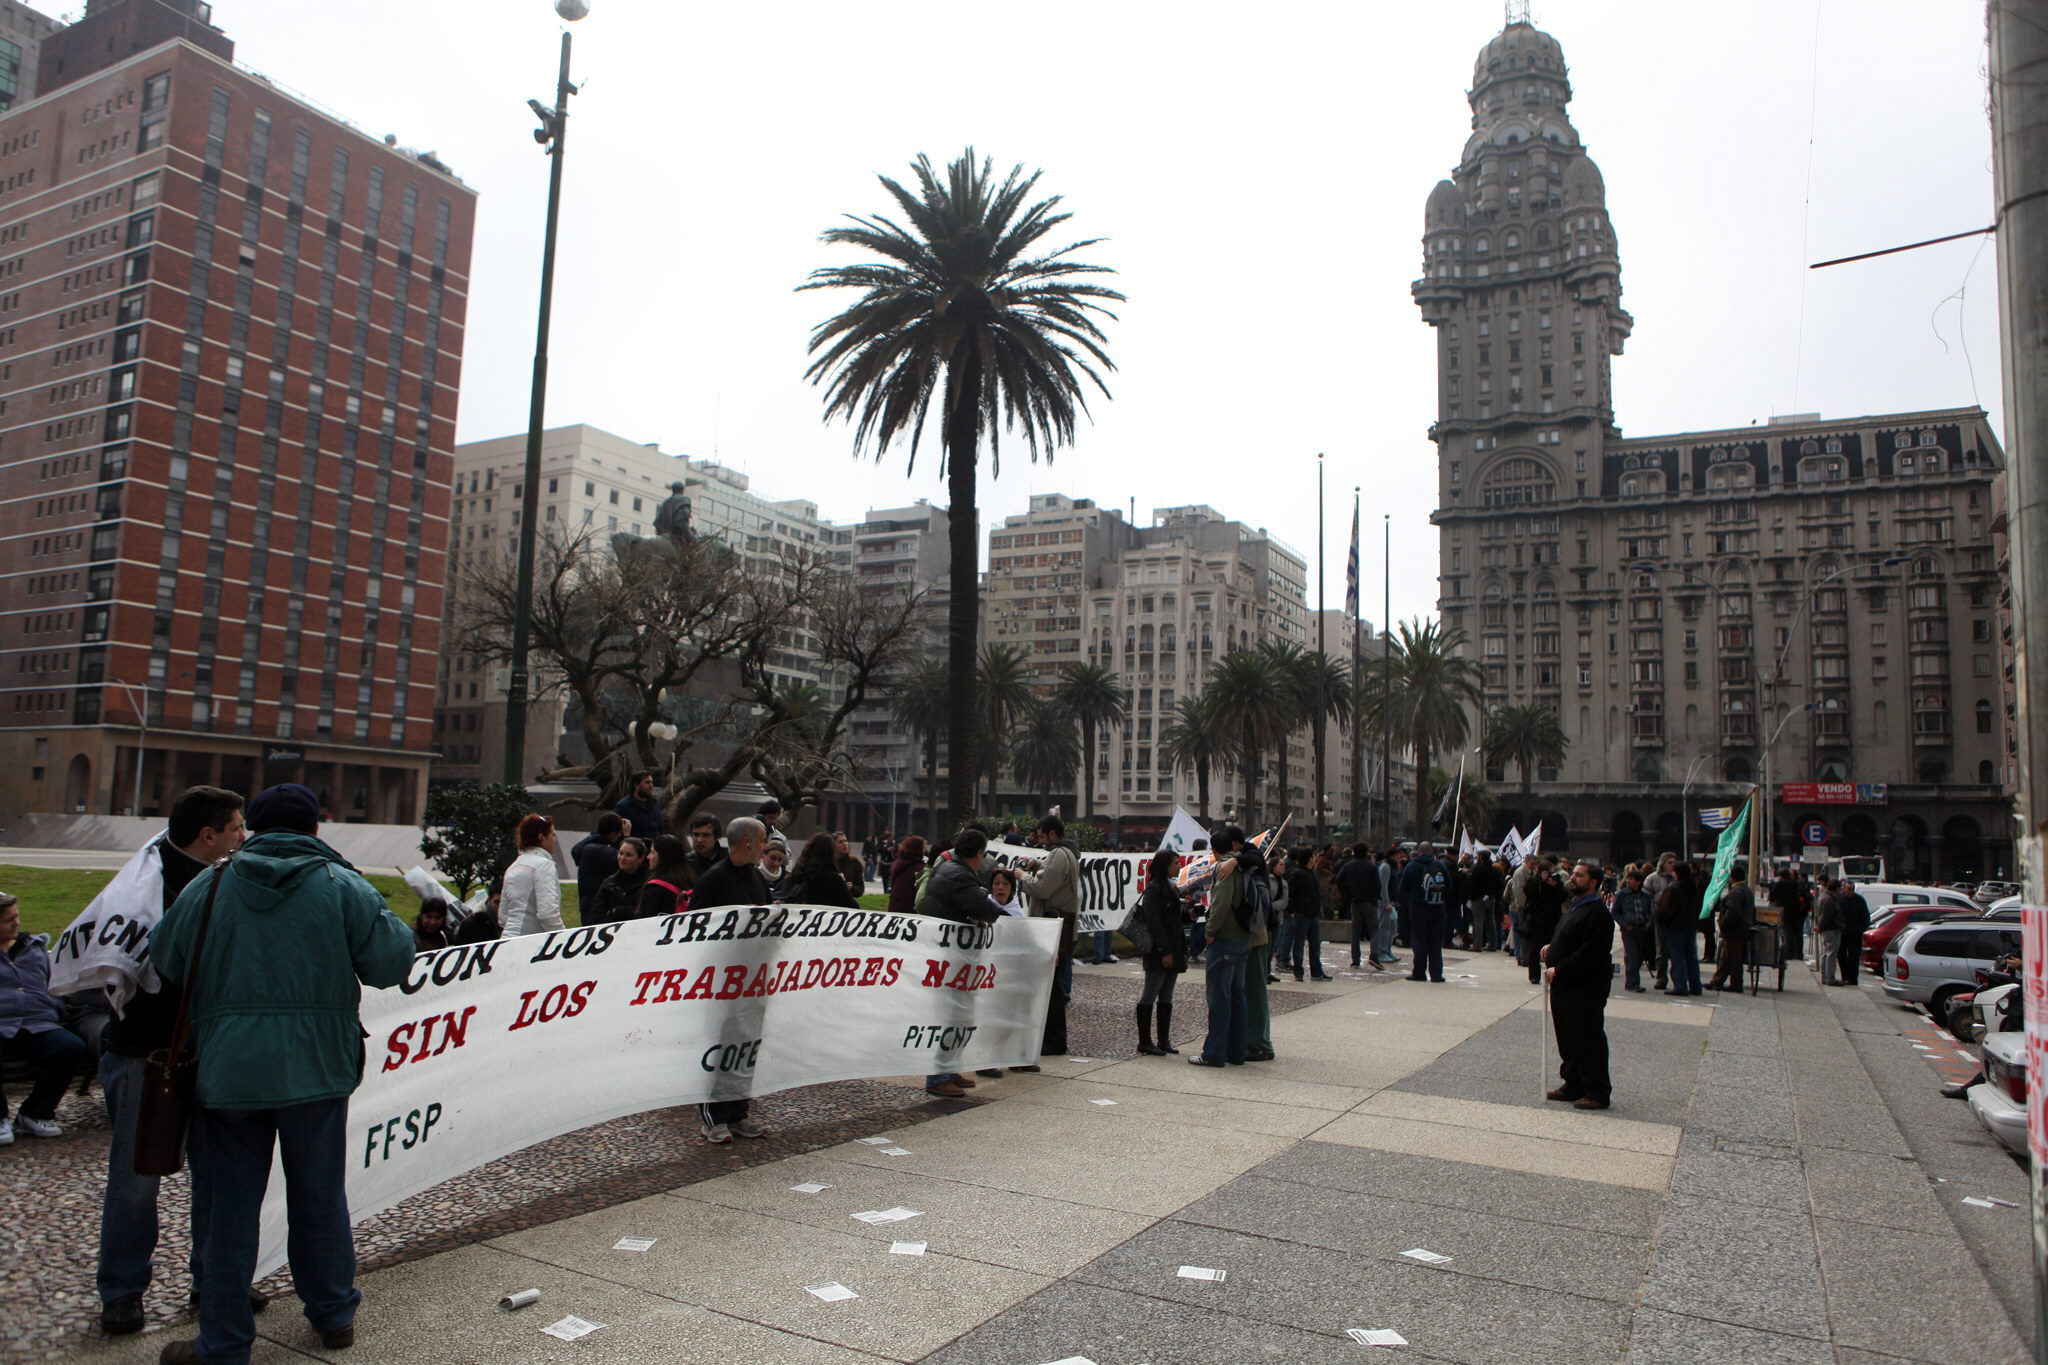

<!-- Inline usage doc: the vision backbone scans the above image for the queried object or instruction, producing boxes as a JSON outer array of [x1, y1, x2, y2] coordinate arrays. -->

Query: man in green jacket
[[152, 784, 414, 1365]]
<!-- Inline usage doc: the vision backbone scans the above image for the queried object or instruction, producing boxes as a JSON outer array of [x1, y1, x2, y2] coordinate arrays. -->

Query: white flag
[[1522, 822, 1544, 860], [1160, 807, 1209, 854], [1497, 826, 1525, 868], [45, 834, 169, 1012]]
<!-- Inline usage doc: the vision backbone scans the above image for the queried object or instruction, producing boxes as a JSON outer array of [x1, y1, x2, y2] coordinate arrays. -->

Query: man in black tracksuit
[[1336, 845, 1382, 969], [1544, 860, 1615, 1110]]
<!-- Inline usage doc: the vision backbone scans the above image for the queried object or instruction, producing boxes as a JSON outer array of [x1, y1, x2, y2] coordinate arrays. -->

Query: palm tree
[[1052, 662, 1128, 819], [977, 642, 1036, 811], [891, 659, 950, 842], [1358, 619, 1485, 834], [1205, 650, 1283, 828], [1160, 693, 1236, 816], [1482, 702, 1570, 796], [1012, 697, 1081, 812], [802, 149, 1122, 829]]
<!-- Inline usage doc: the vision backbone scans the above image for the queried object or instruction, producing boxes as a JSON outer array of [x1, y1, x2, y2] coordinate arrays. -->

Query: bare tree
[[454, 529, 929, 826]]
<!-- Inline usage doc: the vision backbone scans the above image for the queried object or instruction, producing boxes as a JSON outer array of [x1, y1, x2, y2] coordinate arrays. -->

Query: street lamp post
[[108, 677, 148, 816], [503, 0, 588, 788]]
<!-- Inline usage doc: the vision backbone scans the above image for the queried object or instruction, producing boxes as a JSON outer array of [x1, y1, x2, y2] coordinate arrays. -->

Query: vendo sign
[[1779, 783, 1858, 805]]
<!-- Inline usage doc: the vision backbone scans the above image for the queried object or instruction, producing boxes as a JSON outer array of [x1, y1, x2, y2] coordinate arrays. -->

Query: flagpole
[[1451, 752, 1467, 843], [1316, 453, 1327, 846], [1348, 489, 1363, 843], [1381, 513, 1393, 848]]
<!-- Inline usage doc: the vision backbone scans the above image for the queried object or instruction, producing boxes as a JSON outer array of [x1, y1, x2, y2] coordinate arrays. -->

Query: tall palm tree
[[1012, 697, 1081, 812], [1205, 650, 1283, 828], [1358, 619, 1485, 834], [802, 150, 1122, 829], [977, 642, 1036, 810], [891, 659, 950, 842], [1254, 640, 1318, 830], [1483, 702, 1570, 796], [1160, 693, 1236, 816], [1052, 662, 1128, 819]]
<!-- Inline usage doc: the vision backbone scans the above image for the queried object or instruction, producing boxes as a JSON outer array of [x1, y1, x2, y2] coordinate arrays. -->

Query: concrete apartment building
[[1080, 505, 1312, 841], [436, 423, 852, 787], [0, 1, 63, 112], [1417, 20, 2013, 877], [0, 0, 474, 823], [843, 499, 948, 835]]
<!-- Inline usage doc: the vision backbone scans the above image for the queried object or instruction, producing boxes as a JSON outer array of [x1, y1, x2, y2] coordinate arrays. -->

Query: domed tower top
[[1470, 22, 1572, 116]]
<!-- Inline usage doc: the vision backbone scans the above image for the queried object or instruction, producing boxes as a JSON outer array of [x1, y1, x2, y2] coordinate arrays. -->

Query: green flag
[[1700, 792, 1752, 922]]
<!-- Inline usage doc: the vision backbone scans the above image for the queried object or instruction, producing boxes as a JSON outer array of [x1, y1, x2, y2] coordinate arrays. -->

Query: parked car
[[1879, 920, 2023, 1016], [1859, 885, 1987, 970], [1968, 1030, 2029, 1159], [1974, 881, 2020, 906], [1944, 904, 2019, 923]]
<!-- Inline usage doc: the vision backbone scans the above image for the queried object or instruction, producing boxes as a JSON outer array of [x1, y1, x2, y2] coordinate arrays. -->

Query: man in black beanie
[[151, 784, 413, 1364]]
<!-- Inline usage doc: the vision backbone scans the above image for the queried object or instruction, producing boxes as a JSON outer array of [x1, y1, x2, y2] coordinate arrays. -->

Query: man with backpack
[[1400, 841, 1451, 983], [1190, 826, 1261, 1067]]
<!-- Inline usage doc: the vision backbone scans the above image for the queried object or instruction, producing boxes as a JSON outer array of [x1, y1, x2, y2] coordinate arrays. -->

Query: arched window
[[1473, 235, 1492, 256], [1479, 457, 1556, 507], [1535, 224, 1552, 246], [1976, 699, 1994, 733], [1917, 429, 1937, 447], [1724, 756, 1753, 784], [1504, 232, 1520, 251], [1824, 439, 1843, 454], [1797, 456, 1846, 484], [1895, 432, 1912, 449], [1799, 440, 1819, 456], [1621, 471, 1666, 496], [1706, 463, 1754, 490]]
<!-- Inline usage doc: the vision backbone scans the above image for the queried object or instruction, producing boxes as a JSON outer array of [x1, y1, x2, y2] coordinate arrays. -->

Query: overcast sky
[[213, 0, 2002, 629]]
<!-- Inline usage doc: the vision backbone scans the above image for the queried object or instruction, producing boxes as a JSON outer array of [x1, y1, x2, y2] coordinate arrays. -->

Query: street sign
[[1801, 844, 1828, 864], [1801, 820, 1831, 847]]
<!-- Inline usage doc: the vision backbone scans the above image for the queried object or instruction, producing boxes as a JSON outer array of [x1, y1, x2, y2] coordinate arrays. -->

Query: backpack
[[1243, 867, 1275, 933], [1422, 863, 1447, 907]]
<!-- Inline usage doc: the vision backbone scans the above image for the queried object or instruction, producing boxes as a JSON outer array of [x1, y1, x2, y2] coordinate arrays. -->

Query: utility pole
[[1988, 3, 2048, 1358]]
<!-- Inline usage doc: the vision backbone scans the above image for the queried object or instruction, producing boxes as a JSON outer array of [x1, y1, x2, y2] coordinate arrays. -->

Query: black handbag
[[132, 859, 229, 1178]]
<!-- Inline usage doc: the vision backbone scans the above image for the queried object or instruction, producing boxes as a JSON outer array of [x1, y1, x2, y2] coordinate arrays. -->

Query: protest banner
[[981, 847, 1152, 935], [250, 905, 1058, 1275]]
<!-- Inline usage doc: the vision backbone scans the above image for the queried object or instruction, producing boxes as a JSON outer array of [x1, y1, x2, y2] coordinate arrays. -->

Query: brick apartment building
[[0, 0, 474, 822]]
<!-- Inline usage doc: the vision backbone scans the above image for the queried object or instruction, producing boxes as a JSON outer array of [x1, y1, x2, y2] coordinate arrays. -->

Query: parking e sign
[[1800, 820, 1830, 847]]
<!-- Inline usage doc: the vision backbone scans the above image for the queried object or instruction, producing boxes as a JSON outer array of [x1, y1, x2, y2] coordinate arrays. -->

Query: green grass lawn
[[3, 864, 583, 940]]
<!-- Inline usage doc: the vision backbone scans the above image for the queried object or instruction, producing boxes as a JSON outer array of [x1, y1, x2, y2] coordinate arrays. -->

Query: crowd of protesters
[[2, 764, 1891, 1362]]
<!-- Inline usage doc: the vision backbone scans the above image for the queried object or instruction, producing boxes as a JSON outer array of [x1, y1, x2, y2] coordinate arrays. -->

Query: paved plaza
[[30, 947, 2040, 1365]]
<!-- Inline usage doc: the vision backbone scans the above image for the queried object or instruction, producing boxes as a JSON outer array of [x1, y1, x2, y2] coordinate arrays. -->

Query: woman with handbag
[[1131, 850, 1188, 1056]]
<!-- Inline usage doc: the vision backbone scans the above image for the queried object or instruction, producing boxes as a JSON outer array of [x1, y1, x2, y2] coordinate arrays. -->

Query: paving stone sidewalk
[[51, 946, 2037, 1364]]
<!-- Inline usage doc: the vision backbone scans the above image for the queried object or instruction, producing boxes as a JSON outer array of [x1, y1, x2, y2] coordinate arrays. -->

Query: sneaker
[[701, 1119, 734, 1144], [730, 1118, 770, 1139], [100, 1294, 144, 1336], [14, 1115, 61, 1139], [1103, 954, 1120, 964]]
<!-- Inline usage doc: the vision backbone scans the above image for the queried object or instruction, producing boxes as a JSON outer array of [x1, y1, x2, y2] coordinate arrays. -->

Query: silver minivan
[[1881, 919, 2024, 1013]]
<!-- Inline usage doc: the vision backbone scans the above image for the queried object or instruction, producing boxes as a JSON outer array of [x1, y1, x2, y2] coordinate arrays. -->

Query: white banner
[[253, 905, 1057, 1275], [981, 847, 1152, 936]]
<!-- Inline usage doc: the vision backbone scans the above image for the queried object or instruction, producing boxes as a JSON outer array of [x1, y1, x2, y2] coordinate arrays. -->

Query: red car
[[1863, 905, 1977, 971]]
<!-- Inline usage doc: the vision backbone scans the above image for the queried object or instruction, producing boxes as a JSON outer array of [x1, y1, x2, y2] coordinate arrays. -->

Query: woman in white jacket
[[499, 814, 564, 938]]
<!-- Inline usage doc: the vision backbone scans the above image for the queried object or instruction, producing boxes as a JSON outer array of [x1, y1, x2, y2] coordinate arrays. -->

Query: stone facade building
[[1417, 21, 2013, 879]]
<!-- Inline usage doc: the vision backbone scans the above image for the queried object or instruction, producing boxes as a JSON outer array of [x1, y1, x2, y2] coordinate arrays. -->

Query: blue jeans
[[1665, 927, 1702, 994], [1620, 926, 1649, 989], [1374, 906, 1399, 964], [0, 1025, 89, 1121], [1271, 915, 1296, 969], [1200, 937, 1251, 1063], [1286, 914, 1323, 977], [1091, 930, 1115, 962], [189, 1099, 358, 1365], [98, 1053, 201, 1304]]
